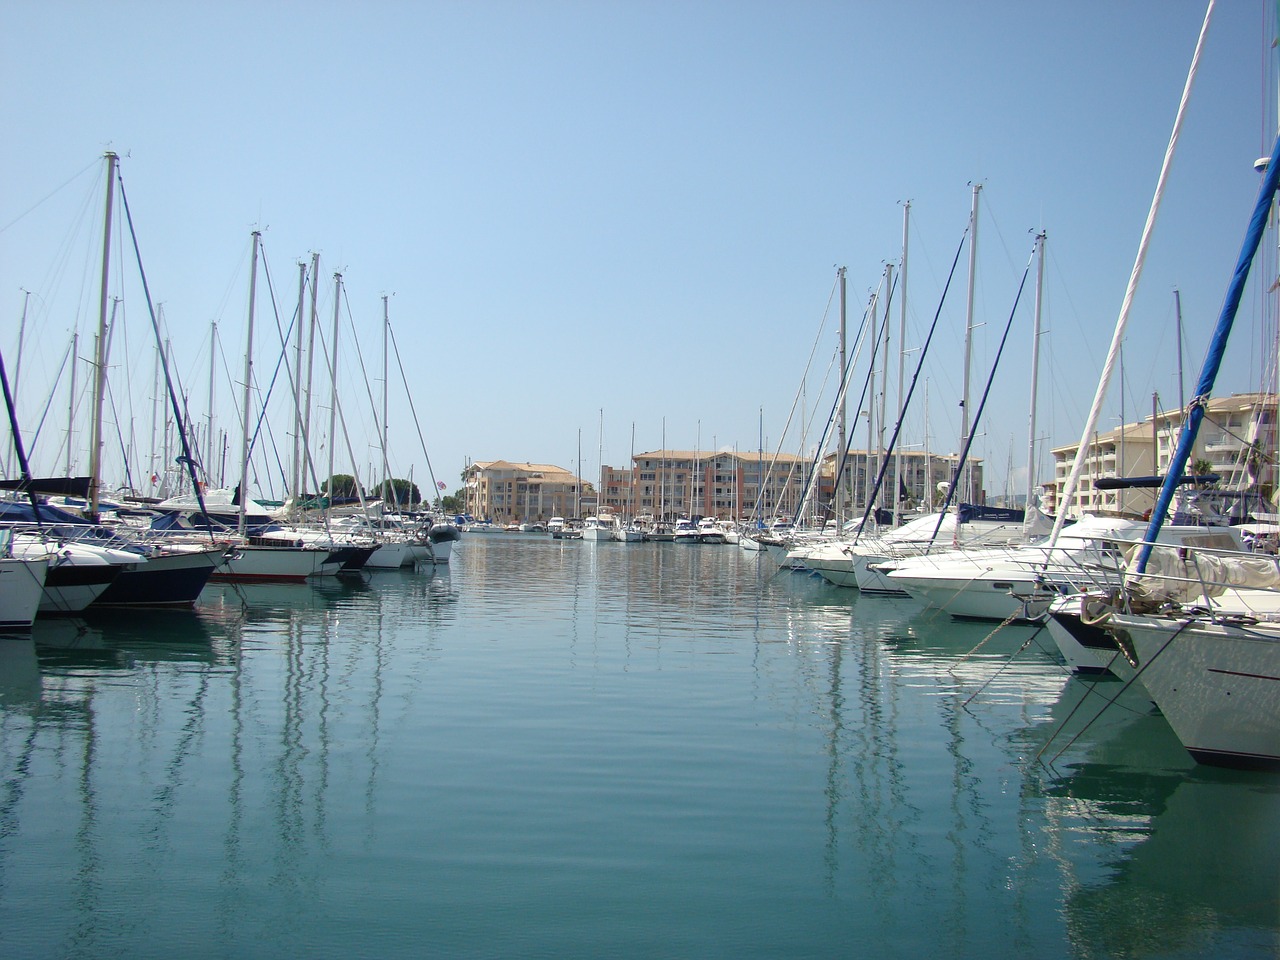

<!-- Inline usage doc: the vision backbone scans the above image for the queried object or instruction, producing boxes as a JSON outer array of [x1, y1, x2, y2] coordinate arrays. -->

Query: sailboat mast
[[65, 331, 79, 479], [865, 288, 877, 513], [206, 320, 218, 485], [145, 336, 159, 492], [291, 260, 306, 500], [1119, 344, 1126, 514], [878, 263, 893, 515], [8, 291, 31, 476], [1025, 231, 1045, 513], [301, 252, 320, 497], [757, 407, 763, 523], [88, 151, 117, 519], [696, 417, 706, 514], [162, 335, 173, 497], [238, 230, 261, 536], [1174, 287, 1185, 411], [13, 291, 30, 398], [960, 183, 981, 503], [326, 272, 342, 502], [923, 379, 932, 512], [660, 418, 666, 521], [836, 266, 847, 525], [382, 295, 391, 508], [894, 202, 909, 526]]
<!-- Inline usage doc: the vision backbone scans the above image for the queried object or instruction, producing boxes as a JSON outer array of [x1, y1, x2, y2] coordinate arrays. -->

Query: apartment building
[[605, 450, 813, 521], [463, 461, 590, 523], [1046, 392, 1277, 517], [820, 449, 986, 514]]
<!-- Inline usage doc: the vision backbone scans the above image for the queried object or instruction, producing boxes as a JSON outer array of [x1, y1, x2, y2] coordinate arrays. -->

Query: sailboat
[[191, 232, 336, 583], [1042, 5, 1280, 770], [3, 152, 226, 608], [809, 198, 1033, 591], [614, 423, 645, 542]]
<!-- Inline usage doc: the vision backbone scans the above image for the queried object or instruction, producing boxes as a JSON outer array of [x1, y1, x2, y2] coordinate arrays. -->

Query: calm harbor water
[[1, 534, 1277, 959]]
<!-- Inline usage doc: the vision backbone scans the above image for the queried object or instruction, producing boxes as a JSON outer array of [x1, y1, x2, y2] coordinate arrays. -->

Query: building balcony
[[1204, 440, 1243, 455]]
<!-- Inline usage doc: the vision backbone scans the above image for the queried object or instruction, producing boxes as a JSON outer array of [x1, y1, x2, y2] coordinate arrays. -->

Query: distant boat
[[615, 518, 646, 542], [672, 518, 726, 544], [696, 517, 727, 543], [580, 516, 613, 542], [548, 517, 581, 540]]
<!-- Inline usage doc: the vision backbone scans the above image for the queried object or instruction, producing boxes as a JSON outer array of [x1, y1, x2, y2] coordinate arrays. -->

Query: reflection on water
[[1025, 675, 1280, 957], [0, 537, 1275, 959]]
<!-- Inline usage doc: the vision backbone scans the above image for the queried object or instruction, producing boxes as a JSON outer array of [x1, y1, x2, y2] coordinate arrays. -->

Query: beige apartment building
[[601, 448, 984, 522], [467, 445, 988, 526], [1046, 392, 1277, 518], [602, 450, 812, 521], [820, 449, 986, 514], [463, 461, 591, 523]]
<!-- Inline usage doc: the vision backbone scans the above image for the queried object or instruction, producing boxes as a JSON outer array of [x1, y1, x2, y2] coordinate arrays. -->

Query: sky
[[2, 0, 1277, 506]]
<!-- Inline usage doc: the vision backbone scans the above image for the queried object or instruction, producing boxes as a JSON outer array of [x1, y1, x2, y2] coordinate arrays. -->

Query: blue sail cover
[[0, 500, 91, 525]]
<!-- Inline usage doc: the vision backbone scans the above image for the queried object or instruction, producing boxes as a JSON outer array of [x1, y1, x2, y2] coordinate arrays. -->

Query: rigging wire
[[747, 273, 840, 523], [930, 241, 1037, 546], [115, 160, 214, 538], [387, 320, 443, 501], [854, 225, 969, 541]]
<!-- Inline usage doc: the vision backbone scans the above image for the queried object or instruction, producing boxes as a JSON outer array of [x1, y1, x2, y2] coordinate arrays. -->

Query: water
[[1, 535, 1277, 959]]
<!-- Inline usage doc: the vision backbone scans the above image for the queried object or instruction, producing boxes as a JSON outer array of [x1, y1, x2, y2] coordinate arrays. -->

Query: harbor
[[1, 534, 1276, 959], [4, 4, 1280, 956]]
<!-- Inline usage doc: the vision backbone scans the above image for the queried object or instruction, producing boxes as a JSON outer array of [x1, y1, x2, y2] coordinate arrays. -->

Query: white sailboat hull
[[212, 544, 329, 582], [366, 541, 414, 568], [0, 556, 49, 629], [1108, 611, 1280, 770]]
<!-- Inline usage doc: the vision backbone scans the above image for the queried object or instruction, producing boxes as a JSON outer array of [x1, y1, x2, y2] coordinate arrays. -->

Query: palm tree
[[1191, 458, 1216, 488]]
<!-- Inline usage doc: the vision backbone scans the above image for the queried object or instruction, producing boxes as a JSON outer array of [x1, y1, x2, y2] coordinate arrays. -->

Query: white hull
[[890, 572, 1044, 621], [764, 542, 793, 566], [1108, 611, 1280, 769], [883, 518, 1241, 621], [12, 538, 135, 613], [212, 544, 329, 582], [426, 525, 458, 563], [366, 541, 414, 568], [852, 555, 909, 594], [0, 556, 49, 629], [38, 571, 118, 613], [1045, 595, 1129, 676], [803, 544, 857, 587], [365, 538, 444, 567]]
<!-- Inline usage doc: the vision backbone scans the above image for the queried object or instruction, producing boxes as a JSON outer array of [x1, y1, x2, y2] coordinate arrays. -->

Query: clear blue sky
[[2, 1, 1275, 504]]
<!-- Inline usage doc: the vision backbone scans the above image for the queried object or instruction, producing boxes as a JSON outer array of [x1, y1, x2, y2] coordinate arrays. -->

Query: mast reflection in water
[[0, 536, 1275, 958]]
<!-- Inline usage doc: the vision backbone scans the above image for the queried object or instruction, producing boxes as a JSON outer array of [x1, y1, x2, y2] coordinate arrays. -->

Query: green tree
[[321, 474, 362, 499], [1190, 458, 1217, 487], [377, 477, 421, 508]]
